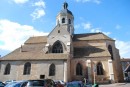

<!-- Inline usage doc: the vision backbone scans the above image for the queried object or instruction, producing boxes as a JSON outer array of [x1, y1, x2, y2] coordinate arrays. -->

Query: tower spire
[[63, 1, 68, 9]]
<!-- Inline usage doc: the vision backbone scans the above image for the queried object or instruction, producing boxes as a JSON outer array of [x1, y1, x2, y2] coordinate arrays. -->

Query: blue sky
[[0, 0, 130, 58]]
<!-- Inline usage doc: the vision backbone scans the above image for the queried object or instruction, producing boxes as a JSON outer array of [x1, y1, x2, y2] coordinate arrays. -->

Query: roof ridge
[[73, 32, 114, 41], [100, 33, 114, 41], [74, 32, 101, 35]]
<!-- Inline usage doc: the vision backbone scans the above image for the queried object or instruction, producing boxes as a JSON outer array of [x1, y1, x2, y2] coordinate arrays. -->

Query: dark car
[[66, 81, 83, 87], [0, 81, 5, 87], [21, 79, 56, 87]]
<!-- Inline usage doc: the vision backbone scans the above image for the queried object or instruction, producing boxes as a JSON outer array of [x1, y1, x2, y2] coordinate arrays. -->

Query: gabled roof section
[[25, 36, 47, 44], [48, 25, 58, 37], [0, 47, 68, 61], [73, 32, 114, 41], [48, 24, 70, 37], [74, 45, 111, 58]]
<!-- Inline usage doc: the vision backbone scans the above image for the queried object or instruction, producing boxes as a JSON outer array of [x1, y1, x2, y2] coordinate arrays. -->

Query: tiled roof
[[25, 36, 47, 44], [73, 32, 114, 41], [0, 32, 113, 61], [0, 48, 68, 61], [74, 45, 111, 58], [21, 44, 45, 52]]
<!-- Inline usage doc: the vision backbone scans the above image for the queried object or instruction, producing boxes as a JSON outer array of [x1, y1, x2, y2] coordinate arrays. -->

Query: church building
[[0, 2, 123, 83]]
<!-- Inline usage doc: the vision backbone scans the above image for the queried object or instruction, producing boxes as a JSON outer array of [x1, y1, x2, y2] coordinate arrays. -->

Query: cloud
[[12, 0, 46, 20], [81, 22, 111, 35], [75, 0, 101, 4], [0, 19, 48, 51], [32, 0, 45, 8], [31, 0, 46, 20], [13, 0, 29, 4], [75, 24, 80, 29], [115, 24, 122, 29], [115, 40, 130, 58], [93, 0, 101, 4], [90, 28, 111, 35], [82, 22, 92, 30], [31, 8, 45, 20]]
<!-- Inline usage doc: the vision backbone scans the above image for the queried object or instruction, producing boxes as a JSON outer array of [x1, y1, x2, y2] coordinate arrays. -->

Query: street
[[99, 83, 130, 87]]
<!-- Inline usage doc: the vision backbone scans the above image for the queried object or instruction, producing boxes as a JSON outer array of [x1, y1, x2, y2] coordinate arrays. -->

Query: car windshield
[[27, 80, 44, 86]]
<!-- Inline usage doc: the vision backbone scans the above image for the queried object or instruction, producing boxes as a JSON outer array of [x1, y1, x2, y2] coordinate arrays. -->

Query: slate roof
[[73, 32, 114, 41]]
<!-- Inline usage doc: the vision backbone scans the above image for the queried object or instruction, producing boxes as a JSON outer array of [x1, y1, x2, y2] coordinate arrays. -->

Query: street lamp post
[[93, 63, 96, 84]]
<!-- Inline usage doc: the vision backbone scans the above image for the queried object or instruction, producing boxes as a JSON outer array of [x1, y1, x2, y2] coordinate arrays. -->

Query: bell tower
[[56, 2, 74, 35], [47, 2, 74, 54]]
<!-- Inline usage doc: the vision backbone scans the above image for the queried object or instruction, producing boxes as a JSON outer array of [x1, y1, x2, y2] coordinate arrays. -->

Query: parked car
[[21, 79, 56, 87], [54, 80, 65, 87], [5, 79, 56, 87], [0, 81, 5, 87], [5, 81, 27, 87], [55, 80, 65, 85], [4, 80, 16, 85], [66, 81, 82, 87]]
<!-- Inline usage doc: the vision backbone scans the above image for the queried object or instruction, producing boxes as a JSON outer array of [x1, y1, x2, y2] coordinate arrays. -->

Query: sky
[[0, 0, 130, 58]]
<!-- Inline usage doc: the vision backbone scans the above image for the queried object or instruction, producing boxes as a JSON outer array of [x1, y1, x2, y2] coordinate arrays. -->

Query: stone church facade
[[0, 2, 123, 83]]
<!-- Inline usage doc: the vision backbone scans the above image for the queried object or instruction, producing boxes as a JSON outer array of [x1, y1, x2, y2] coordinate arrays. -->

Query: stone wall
[[0, 60, 65, 82]]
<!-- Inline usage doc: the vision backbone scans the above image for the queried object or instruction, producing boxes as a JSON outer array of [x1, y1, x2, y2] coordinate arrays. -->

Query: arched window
[[108, 45, 114, 60], [76, 63, 82, 75], [4, 63, 11, 75], [52, 41, 63, 53], [68, 19, 71, 24], [97, 62, 103, 75], [23, 62, 31, 75], [62, 18, 65, 23], [49, 64, 55, 76]]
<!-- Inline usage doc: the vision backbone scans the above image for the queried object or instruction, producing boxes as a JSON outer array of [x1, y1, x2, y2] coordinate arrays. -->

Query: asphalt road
[[99, 83, 130, 87]]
